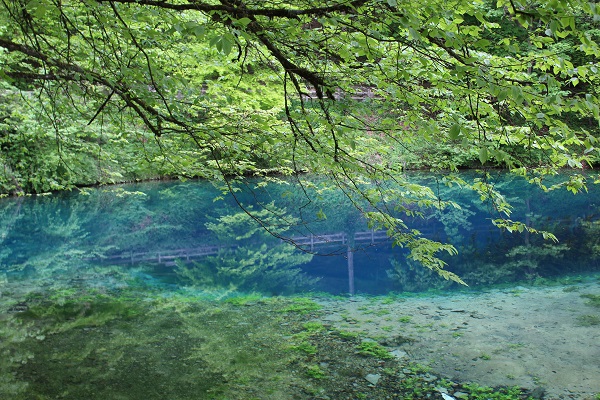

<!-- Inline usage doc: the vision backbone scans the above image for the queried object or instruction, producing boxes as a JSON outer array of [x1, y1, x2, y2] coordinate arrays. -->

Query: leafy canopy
[[1, 0, 599, 279]]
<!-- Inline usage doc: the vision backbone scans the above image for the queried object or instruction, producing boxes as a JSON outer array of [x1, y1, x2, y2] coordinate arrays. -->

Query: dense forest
[[1, 0, 599, 277]]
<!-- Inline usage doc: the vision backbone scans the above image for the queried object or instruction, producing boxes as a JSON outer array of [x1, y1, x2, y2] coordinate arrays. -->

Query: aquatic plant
[[355, 341, 393, 360], [305, 364, 327, 379], [374, 309, 391, 316], [224, 293, 265, 306], [405, 363, 432, 374], [398, 376, 426, 397], [289, 341, 318, 355], [576, 314, 600, 326], [15, 291, 143, 334], [302, 321, 326, 333], [462, 383, 529, 400], [334, 330, 359, 340], [581, 293, 600, 308], [280, 298, 322, 314]]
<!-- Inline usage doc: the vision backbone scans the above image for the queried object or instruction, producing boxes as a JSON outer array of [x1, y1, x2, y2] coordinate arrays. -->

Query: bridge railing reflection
[[96, 230, 390, 266]]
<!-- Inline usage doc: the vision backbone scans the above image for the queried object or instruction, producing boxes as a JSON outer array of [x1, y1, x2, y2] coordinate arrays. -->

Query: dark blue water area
[[1, 171, 599, 296]]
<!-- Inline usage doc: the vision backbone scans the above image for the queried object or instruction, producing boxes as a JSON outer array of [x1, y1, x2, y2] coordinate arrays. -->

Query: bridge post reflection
[[347, 245, 355, 295]]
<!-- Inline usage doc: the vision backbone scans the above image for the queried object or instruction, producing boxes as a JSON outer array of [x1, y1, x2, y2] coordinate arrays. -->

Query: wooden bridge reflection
[[99, 230, 390, 267]]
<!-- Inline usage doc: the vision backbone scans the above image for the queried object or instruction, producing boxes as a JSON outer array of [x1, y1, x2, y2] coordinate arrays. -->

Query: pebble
[[390, 349, 408, 359], [365, 373, 381, 385], [530, 386, 546, 399]]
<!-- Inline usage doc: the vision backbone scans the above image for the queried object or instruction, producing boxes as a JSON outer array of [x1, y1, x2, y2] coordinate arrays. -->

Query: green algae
[[0, 282, 582, 400], [581, 293, 600, 308], [576, 314, 600, 326], [279, 297, 322, 314], [356, 341, 394, 360], [0, 287, 317, 399]]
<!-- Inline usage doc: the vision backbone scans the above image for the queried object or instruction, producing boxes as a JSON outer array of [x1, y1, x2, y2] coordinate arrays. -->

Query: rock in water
[[530, 386, 546, 399], [364, 374, 381, 385], [390, 349, 408, 359]]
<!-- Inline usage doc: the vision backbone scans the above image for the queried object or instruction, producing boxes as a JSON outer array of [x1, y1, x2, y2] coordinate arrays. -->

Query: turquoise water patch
[[1, 173, 599, 295]]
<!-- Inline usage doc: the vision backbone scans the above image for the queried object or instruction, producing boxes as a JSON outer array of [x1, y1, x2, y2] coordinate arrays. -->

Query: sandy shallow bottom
[[317, 280, 600, 400]]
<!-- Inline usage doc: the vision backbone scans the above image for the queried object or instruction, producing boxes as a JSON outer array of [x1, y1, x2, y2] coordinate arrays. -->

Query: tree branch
[[94, 0, 368, 18]]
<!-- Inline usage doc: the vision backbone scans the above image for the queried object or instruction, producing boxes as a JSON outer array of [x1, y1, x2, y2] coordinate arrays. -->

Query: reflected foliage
[[581, 220, 600, 259], [0, 173, 599, 295], [387, 259, 453, 293], [175, 206, 316, 295]]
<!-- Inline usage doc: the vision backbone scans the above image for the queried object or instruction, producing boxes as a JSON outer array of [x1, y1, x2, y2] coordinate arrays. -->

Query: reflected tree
[[175, 205, 316, 294], [387, 258, 454, 292]]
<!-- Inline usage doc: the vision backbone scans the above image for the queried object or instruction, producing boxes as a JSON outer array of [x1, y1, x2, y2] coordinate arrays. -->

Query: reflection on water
[[1, 173, 600, 399], [1, 172, 599, 295]]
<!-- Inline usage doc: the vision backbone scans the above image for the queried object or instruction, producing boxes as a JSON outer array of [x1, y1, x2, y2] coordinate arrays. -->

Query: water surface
[[1, 172, 599, 294], [1, 172, 599, 399]]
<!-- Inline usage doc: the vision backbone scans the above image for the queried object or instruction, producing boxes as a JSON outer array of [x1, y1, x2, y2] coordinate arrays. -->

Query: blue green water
[[1, 172, 598, 296], [1, 172, 600, 399]]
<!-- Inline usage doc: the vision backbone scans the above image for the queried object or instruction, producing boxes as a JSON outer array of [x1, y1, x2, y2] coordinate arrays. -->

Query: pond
[[1, 171, 599, 399]]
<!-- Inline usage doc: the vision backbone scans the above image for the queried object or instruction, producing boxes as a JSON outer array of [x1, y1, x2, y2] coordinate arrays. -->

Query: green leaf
[[209, 35, 234, 55], [497, 89, 508, 102], [408, 28, 421, 41], [478, 147, 488, 164], [449, 123, 461, 140], [316, 209, 327, 220], [220, 36, 233, 56], [235, 17, 252, 27], [473, 39, 490, 48]]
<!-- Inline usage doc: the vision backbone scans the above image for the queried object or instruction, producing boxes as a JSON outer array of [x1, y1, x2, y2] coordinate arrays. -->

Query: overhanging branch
[[94, 0, 368, 19]]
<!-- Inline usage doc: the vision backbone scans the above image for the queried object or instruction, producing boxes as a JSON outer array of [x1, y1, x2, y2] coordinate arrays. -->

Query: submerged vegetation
[[576, 314, 600, 326], [356, 341, 395, 360], [1, 280, 552, 400], [581, 293, 600, 308], [2, 255, 600, 398]]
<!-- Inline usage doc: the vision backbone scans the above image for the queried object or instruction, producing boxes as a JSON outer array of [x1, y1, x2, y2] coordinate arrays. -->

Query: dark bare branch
[[95, 0, 368, 18]]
